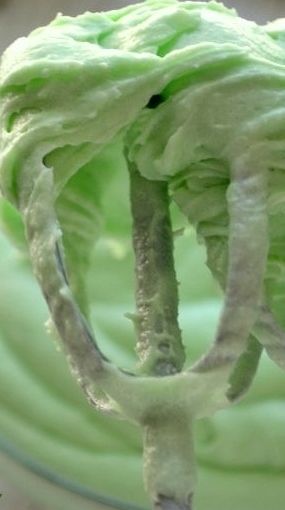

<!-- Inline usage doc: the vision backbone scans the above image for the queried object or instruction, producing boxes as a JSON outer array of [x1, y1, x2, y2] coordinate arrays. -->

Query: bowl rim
[[0, 434, 147, 510]]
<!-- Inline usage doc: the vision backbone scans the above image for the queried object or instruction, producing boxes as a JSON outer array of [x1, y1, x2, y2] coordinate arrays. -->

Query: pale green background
[[0, 0, 284, 508]]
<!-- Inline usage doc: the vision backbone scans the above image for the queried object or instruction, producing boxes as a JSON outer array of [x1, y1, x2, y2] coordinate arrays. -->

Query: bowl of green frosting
[[0, 1, 285, 509]]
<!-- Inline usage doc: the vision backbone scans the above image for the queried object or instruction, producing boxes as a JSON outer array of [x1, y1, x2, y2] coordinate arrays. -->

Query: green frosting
[[1, 0, 285, 327], [0, 0, 285, 508]]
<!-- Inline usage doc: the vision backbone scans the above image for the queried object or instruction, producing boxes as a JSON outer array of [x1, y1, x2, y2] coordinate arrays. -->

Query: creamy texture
[[1, 0, 285, 322], [0, 0, 285, 508]]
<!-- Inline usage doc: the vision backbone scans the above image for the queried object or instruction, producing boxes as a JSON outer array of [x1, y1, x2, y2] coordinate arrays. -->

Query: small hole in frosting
[[146, 94, 165, 109]]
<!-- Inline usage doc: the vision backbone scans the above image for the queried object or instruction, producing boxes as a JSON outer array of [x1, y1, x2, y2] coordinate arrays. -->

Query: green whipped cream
[[1, 0, 285, 324], [0, 1, 285, 509]]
